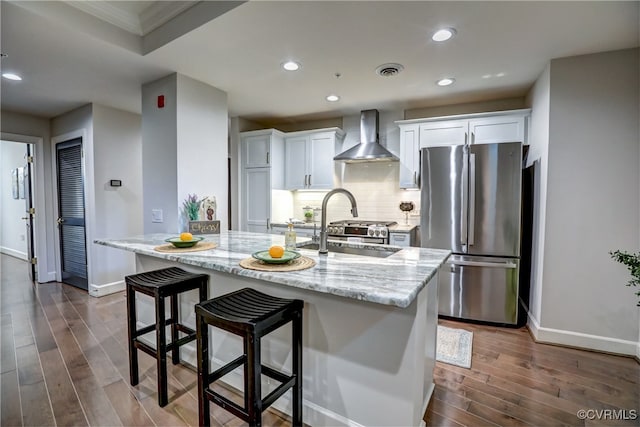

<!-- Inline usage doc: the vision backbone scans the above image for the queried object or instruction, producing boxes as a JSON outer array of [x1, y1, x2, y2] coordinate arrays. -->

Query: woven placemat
[[154, 242, 218, 253], [239, 256, 316, 272]]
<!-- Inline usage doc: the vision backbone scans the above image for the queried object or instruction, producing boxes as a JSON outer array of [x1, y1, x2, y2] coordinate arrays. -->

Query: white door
[[243, 134, 271, 168], [308, 133, 334, 189], [399, 125, 419, 188], [244, 167, 271, 233], [284, 136, 308, 189], [469, 115, 526, 144], [419, 120, 467, 147]]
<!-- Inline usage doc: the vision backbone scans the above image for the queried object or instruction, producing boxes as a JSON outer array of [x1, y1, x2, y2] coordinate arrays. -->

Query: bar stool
[[125, 266, 209, 407], [195, 288, 303, 427]]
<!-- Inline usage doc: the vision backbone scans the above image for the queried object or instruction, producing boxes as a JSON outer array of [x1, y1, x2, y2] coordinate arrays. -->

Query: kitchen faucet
[[319, 188, 358, 254]]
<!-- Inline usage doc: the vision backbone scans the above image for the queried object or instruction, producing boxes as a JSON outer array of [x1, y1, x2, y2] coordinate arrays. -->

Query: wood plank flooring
[[1, 253, 638, 426]]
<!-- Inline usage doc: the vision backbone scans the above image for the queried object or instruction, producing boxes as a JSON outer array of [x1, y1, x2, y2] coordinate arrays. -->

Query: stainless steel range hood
[[334, 109, 399, 163]]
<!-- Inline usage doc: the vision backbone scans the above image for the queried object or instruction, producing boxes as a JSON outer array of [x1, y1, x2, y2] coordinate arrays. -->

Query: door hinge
[[31, 257, 37, 265], [27, 156, 34, 163], [29, 208, 35, 215]]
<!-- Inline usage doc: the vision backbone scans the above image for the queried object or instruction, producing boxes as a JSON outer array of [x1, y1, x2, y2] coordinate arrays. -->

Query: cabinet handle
[[464, 132, 468, 145], [413, 171, 417, 185], [266, 151, 270, 164], [308, 174, 311, 187], [266, 217, 270, 230], [304, 175, 308, 187]]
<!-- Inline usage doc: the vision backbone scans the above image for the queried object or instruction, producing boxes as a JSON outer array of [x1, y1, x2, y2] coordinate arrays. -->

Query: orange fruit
[[268, 245, 285, 258], [180, 232, 193, 241]]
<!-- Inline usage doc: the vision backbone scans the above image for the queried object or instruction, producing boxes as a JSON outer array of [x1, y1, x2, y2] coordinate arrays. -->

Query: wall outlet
[[151, 209, 163, 223]]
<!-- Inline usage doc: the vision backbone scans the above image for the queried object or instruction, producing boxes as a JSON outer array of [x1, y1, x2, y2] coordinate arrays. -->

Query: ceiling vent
[[375, 63, 404, 77]]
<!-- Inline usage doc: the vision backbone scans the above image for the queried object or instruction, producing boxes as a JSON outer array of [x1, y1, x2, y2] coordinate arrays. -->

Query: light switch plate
[[151, 209, 163, 223]]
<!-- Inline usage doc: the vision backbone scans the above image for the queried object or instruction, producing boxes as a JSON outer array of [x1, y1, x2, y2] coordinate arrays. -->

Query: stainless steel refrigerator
[[420, 142, 522, 325]]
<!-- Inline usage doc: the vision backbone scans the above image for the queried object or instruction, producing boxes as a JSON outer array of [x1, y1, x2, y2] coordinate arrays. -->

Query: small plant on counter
[[183, 193, 206, 221], [609, 249, 640, 306]]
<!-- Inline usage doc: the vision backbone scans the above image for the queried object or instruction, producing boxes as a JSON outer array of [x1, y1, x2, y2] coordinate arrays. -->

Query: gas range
[[327, 220, 398, 244]]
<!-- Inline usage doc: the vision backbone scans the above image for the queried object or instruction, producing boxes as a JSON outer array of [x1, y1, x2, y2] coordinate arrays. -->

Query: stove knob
[[368, 228, 374, 237], [380, 229, 387, 237], [374, 229, 381, 236], [339, 227, 344, 234]]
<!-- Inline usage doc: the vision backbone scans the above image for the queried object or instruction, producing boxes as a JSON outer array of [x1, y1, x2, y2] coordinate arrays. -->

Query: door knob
[[22, 216, 29, 220], [57, 217, 65, 225]]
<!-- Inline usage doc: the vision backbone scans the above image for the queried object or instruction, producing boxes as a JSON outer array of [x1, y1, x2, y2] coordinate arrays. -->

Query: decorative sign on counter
[[189, 220, 220, 235]]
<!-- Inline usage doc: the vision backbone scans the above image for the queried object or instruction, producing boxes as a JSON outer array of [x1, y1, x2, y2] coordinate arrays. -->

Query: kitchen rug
[[436, 325, 473, 369]]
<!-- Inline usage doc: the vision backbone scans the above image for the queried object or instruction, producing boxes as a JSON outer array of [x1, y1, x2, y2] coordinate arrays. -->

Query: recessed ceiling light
[[432, 28, 456, 42], [283, 61, 301, 71], [436, 78, 455, 86], [326, 94, 340, 102], [2, 73, 22, 81]]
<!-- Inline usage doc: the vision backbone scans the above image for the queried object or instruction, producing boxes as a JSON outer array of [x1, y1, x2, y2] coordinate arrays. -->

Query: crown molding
[[63, 1, 142, 35], [140, 1, 198, 35]]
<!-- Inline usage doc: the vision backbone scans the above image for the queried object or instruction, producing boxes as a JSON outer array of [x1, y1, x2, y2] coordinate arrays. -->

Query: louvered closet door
[[56, 138, 88, 290]]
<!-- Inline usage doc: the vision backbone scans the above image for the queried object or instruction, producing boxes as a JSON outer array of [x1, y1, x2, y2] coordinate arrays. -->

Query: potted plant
[[183, 193, 205, 221], [610, 250, 640, 306]]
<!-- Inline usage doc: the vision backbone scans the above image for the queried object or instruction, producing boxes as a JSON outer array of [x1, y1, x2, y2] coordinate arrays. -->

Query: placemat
[[154, 242, 218, 253], [239, 256, 316, 272]]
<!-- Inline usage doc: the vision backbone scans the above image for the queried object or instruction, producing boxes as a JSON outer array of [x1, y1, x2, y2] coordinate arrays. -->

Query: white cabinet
[[396, 109, 530, 189], [398, 124, 420, 189], [284, 128, 345, 190], [240, 129, 284, 232]]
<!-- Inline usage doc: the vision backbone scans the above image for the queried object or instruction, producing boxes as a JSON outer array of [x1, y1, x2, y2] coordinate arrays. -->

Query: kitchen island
[[95, 231, 450, 427]]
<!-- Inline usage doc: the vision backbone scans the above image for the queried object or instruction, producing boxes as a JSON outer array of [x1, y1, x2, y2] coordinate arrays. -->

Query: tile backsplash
[[272, 161, 421, 226]]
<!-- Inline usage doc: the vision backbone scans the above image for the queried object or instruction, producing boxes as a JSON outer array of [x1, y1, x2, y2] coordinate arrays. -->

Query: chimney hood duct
[[334, 109, 399, 163]]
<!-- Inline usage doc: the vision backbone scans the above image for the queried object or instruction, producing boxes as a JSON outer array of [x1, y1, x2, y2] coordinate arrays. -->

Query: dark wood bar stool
[[195, 288, 303, 427], [125, 266, 209, 407]]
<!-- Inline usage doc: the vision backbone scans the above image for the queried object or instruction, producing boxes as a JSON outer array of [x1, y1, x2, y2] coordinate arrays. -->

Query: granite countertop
[[94, 231, 449, 308]]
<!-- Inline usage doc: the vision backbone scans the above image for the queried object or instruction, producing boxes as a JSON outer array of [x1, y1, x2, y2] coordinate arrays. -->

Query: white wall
[[0, 141, 29, 259], [142, 73, 229, 234], [176, 74, 229, 232], [528, 48, 639, 355], [1, 110, 55, 282], [524, 64, 551, 326], [92, 104, 143, 291], [142, 74, 178, 233]]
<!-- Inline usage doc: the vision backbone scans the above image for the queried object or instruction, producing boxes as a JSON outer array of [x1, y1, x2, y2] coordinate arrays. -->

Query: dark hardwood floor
[[1, 253, 638, 426]]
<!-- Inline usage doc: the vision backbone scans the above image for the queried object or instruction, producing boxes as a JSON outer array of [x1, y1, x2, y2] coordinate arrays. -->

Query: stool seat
[[196, 288, 303, 427], [126, 266, 208, 407]]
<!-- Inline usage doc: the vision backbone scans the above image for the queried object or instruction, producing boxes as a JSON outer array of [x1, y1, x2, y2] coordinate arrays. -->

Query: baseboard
[[527, 311, 638, 357], [44, 271, 57, 283], [89, 280, 125, 297], [0, 246, 27, 261]]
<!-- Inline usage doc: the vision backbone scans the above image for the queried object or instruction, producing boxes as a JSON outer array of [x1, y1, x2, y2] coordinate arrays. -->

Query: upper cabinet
[[396, 109, 530, 189], [284, 128, 345, 190]]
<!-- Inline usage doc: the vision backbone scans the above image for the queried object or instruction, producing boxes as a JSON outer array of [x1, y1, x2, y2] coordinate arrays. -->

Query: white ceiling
[[1, 1, 638, 125]]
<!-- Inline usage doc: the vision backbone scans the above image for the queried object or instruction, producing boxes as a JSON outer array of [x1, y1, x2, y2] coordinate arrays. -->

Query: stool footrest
[[134, 317, 180, 338], [209, 355, 247, 383], [207, 389, 249, 421], [262, 374, 296, 410], [166, 333, 196, 352], [134, 340, 157, 358]]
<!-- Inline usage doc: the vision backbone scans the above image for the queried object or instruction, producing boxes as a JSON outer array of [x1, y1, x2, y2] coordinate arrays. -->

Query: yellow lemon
[[268, 245, 285, 258], [180, 232, 193, 241]]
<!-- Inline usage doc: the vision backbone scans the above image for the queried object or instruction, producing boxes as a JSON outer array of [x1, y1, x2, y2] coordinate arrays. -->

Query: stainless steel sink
[[297, 241, 401, 258]]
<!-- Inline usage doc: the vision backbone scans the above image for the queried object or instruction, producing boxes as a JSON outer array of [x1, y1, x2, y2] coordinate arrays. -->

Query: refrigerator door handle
[[468, 153, 476, 246], [450, 259, 518, 269], [460, 149, 468, 246]]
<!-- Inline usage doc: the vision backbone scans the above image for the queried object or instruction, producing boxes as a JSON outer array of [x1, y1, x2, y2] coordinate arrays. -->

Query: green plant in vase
[[609, 249, 640, 306], [183, 193, 205, 221], [304, 211, 314, 222]]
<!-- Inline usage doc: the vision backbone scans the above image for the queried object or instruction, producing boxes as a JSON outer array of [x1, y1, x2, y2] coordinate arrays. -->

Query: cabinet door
[[285, 136, 308, 189], [469, 115, 526, 144], [399, 125, 420, 188], [244, 167, 270, 232], [419, 120, 467, 147], [243, 135, 271, 168], [389, 232, 410, 247], [308, 133, 334, 189]]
